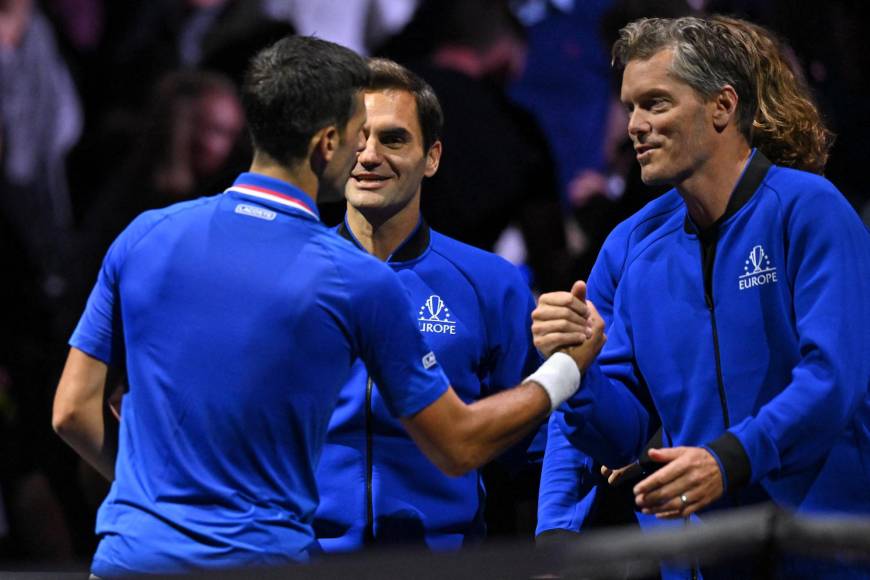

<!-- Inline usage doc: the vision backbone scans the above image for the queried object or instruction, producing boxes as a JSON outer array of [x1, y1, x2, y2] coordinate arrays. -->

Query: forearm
[[455, 381, 552, 473], [52, 348, 116, 480], [52, 397, 116, 480], [446, 351, 592, 473], [405, 383, 550, 477], [405, 311, 605, 477]]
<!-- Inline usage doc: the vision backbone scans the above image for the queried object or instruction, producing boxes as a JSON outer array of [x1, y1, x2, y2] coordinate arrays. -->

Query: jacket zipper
[[364, 376, 375, 544], [700, 233, 731, 431], [696, 232, 730, 580]]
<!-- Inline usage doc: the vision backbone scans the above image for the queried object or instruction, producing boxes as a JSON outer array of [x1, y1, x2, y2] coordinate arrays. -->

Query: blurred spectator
[[379, 0, 576, 293], [510, 0, 615, 205], [96, 0, 268, 109], [198, 18, 296, 87], [64, 0, 278, 214], [0, 0, 81, 307], [1, 5, 88, 560], [263, 0, 418, 56], [79, 69, 247, 278]]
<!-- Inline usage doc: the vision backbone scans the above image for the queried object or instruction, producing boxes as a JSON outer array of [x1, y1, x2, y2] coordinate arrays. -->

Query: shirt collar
[[683, 149, 773, 235], [337, 215, 431, 263], [225, 172, 320, 221]]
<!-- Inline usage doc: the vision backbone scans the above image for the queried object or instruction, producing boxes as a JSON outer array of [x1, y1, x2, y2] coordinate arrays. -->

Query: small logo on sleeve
[[418, 295, 457, 335], [422, 352, 438, 369], [235, 203, 277, 221], [738, 245, 778, 290]]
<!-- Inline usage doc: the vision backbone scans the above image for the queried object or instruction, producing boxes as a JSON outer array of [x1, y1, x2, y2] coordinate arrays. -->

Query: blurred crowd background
[[1, 0, 867, 568]]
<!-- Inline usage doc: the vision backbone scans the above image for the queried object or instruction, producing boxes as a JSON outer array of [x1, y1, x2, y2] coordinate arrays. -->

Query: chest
[[395, 268, 488, 401], [621, 215, 797, 384]]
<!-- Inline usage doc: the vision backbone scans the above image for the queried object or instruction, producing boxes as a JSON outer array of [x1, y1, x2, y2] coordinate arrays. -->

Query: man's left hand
[[633, 447, 723, 518]]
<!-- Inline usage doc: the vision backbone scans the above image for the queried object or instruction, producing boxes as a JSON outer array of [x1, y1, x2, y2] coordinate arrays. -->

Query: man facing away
[[51, 36, 604, 577], [314, 58, 544, 551]]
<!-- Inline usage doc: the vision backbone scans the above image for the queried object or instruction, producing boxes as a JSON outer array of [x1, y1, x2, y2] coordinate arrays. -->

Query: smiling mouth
[[352, 174, 392, 188], [635, 146, 656, 162]]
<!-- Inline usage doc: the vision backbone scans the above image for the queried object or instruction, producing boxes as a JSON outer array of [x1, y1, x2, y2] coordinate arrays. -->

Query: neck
[[345, 195, 422, 261], [678, 142, 753, 230], [249, 152, 319, 202]]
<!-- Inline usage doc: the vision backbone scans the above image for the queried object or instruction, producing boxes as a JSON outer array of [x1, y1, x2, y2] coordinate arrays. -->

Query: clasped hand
[[531, 281, 606, 371]]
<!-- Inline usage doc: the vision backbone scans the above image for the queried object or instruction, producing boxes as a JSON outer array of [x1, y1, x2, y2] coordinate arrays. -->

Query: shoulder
[[595, 190, 684, 275], [318, 230, 401, 291], [763, 165, 841, 205], [761, 166, 863, 230], [108, 197, 216, 261], [614, 190, 684, 245]]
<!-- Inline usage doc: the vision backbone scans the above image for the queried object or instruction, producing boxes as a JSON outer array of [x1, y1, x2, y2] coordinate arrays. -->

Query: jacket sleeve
[[536, 414, 599, 535], [709, 188, 870, 487], [556, 225, 652, 469]]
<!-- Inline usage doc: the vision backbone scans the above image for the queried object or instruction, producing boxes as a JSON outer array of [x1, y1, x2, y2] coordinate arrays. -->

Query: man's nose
[[627, 109, 651, 138], [357, 135, 381, 166]]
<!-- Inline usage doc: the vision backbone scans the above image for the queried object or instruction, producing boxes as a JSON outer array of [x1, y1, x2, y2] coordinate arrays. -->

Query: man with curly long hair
[[534, 15, 868, 577]]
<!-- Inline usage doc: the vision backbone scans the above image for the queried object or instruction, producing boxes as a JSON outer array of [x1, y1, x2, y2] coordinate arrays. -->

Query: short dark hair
[[366, 58, 443, 152], [241, 36, 370, 165]]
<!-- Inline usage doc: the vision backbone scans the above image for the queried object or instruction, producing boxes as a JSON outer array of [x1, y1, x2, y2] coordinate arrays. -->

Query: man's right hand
[[532, 280, 594, 358], [564, 300, 606, 371]]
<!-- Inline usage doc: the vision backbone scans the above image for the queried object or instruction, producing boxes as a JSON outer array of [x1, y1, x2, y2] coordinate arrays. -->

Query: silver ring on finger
[[680, 493, 689, 506]]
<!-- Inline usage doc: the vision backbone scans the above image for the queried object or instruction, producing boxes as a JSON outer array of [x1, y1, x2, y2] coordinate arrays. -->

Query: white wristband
[[524, 352, 582, 413]]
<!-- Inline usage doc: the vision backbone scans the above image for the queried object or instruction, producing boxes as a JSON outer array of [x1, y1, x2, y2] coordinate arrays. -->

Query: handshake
[[532, 280, 606, 371]]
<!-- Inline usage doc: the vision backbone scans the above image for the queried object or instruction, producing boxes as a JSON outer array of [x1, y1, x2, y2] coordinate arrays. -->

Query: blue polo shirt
[[70, 172, 450, 577]]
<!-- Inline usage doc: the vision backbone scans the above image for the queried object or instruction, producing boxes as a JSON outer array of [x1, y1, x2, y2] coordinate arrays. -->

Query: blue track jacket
[[314, 219, 543, 552], [555, 151, 870, 516]]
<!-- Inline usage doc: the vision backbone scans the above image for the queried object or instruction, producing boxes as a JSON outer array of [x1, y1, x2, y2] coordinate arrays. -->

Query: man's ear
[[712, 85, 739, 132], [424, 140, 442, 178], [314, 125, 341, 162], [308, 125, 339, 173]]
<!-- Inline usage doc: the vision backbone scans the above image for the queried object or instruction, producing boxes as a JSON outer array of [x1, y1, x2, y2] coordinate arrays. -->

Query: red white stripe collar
[[225, 184, 318, 220]]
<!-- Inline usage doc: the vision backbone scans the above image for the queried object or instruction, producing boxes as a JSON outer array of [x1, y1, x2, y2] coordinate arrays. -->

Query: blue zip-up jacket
[[537, 189, 682, 536], [314, 219, 543, 552], [557, 151, 870, 514], [538, 191, 696, 580]]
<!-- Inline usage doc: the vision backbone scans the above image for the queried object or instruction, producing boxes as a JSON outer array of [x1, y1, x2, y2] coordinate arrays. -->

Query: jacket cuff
[[704, 432, 751, 492]]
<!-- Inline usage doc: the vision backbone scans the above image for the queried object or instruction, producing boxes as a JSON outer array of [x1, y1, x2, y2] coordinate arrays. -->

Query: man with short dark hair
[[314, 58, 544, 552], [52, 36, 604, 576]]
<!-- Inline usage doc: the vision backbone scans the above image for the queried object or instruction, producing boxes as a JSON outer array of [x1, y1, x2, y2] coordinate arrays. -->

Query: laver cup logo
[[418, 295, 457, 334], [738, 244, 778, 290]]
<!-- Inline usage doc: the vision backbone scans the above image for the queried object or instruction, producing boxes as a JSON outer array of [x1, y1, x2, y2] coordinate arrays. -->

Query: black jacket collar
[[684, 150, 773, 236], [337, 216, 431, 262]]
